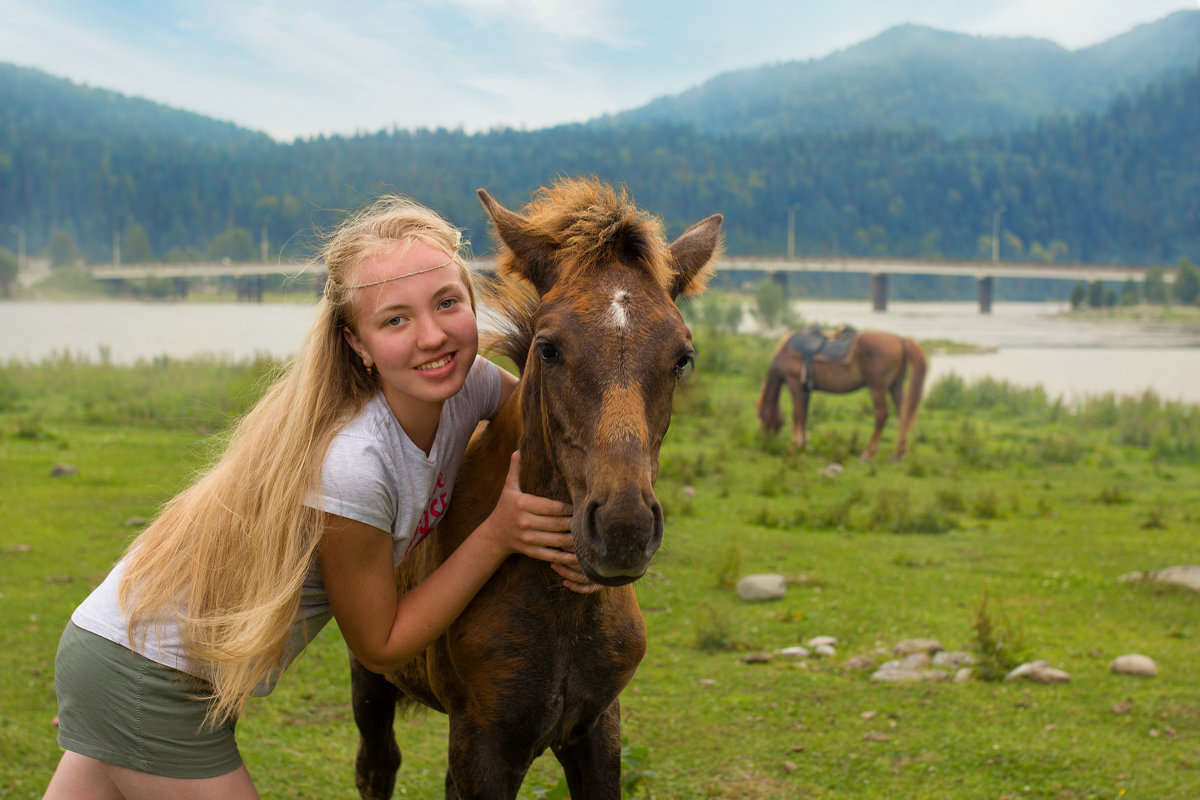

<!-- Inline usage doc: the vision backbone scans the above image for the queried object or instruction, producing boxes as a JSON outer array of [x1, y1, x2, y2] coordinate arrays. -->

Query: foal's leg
[[553, 702, 624, 800], [349, 655, 402, 800], [444, 714, 531, 800], [862, 386, 890, 460]]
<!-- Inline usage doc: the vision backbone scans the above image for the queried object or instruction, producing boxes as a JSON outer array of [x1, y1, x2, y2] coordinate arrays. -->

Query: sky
[[1, 0, 1194, 142]]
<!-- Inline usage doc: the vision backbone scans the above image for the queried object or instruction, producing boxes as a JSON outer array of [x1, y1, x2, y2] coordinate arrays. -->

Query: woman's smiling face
[[344, 239, 479, 426]]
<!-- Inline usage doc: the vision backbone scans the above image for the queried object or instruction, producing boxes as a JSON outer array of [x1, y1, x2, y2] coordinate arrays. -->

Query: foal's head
[[479, 178, 722, 586]]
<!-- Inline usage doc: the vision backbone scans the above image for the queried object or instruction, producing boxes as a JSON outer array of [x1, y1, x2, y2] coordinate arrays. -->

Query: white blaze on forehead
[[608, 289, 631, 330]]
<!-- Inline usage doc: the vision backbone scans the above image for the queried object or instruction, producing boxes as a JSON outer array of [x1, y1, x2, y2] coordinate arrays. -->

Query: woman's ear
[[343, 325, 370, 368]]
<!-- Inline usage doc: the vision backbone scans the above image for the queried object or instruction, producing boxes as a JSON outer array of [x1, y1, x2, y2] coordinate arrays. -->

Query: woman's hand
[[485, 451, 600, 594]]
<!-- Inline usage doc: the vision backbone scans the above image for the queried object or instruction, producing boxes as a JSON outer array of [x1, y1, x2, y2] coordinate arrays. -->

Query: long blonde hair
[[120, 196, 472, 723]]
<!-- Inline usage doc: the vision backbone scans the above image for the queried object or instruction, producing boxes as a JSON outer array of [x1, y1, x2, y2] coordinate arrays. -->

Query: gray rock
[[1111, 654, 1157, 677], [893, 638, 942, 656], [736, 574, 786, 602], [1128, 566, 1200, 592], [775, 646, 810, 659], [1004, 660, 1071, 684], [843, 655, 876, 671], [932, 651, 977, 669], [50, 463, 78, 477], [870, 668, 926, 682]]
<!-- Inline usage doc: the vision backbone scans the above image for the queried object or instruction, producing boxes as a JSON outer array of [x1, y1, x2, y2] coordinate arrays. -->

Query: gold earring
[[365, 364, 374, 377]]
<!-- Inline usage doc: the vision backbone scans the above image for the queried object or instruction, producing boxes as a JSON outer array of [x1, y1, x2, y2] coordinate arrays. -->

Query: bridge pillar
[[771, 270, 787, 299], [977, 276, 993, 314], [870, 273, 888, 312], [236, 275, 264, 302], [173, 277, 189, 299]]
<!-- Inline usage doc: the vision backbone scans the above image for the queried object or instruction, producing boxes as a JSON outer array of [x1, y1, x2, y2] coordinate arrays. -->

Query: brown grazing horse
[[349, 178, 722, 800], [756, 328, 927, 460]]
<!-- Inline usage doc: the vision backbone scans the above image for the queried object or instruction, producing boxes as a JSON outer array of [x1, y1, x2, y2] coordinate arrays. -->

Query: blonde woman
[[44, 196, 592, 800]]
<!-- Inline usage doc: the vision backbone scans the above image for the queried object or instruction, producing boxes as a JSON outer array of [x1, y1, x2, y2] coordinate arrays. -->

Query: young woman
[[44, 196, 593, 799]]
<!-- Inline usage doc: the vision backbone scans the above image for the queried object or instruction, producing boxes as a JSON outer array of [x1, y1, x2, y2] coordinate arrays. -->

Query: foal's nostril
[[584, 500, 606, 559]]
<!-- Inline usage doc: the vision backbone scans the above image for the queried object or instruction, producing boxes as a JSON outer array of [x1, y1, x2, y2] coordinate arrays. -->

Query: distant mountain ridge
[[0, 15, 1197, 274], [596, 9, 1200, 138]]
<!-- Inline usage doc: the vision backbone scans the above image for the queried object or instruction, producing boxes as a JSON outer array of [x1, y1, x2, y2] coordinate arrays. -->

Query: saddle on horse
[[784, 324, 858, 392]]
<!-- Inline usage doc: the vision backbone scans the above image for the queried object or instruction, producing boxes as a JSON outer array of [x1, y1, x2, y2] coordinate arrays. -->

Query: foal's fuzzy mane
[[480, 177, 675, 373]]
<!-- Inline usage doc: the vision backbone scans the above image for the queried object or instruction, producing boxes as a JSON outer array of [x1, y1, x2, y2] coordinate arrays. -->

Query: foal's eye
[[536, 340, 562, 365], [674, 352, 695, 380]]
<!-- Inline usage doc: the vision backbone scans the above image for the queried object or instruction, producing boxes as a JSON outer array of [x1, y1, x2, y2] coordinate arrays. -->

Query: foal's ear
[[477, 189, 559, 296], [667, 214, 723, 300]]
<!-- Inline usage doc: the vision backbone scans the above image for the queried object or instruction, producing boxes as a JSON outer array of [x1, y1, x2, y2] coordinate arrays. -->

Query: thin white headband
[[346, 258, 454, 289]]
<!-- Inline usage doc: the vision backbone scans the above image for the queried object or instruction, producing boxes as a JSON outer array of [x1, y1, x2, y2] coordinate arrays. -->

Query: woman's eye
[[674, 353, 695, 380], [439, 297, 458, 310], [386, 316, 407, 327]]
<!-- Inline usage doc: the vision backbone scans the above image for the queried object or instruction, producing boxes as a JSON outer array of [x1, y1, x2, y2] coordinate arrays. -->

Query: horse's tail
[[898, 337, 928, 433]]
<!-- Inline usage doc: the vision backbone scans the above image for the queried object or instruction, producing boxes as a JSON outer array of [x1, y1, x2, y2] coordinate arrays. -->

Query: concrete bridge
[[90, 255, 1175, 311]]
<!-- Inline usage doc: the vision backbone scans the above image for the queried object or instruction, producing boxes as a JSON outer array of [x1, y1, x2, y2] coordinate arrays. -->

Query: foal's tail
[[898, 337, 928, 433]]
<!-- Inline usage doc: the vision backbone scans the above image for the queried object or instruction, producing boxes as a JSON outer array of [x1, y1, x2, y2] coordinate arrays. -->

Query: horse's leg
[[444, 714, 531, 800], [788, 379, 810, 449], [889, 373, 908, 459], [862, 386, 889, 460], [552, 702, 623, 800], [350, 654, 402, 800]]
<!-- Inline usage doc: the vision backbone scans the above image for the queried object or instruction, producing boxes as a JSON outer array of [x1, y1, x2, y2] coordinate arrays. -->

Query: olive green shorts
[[54, 621, 244, 779]]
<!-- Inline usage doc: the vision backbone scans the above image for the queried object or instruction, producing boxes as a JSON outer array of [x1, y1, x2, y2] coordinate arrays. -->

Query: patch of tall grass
[[0, 353, 281, 432]]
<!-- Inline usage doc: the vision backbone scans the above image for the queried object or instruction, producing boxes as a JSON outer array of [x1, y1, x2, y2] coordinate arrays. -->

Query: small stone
[[736, 574, 787, 602], [741, 652, 772, 664], [869, 668, 925, 682], [125, 516, 148, 528], [953, 667, 973, 683], [806, 635, 838, 648], [843, 655, 876, 671], [1004, 660, 1071, 684], [782, 760, 798, 773], [776, 646, 810, 659], [932, 651, 976, 669], [893, 638, 942, 656], [1111, 654, 1157, 677], [1111, 701, 1133, 714], [814, 644, 836, 658], [50, 463, 79, 477], [681, 485, 697, 498]]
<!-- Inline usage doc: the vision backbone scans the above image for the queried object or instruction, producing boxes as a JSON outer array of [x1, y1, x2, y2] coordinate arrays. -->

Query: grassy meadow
[[2, 322, 1199, 799]]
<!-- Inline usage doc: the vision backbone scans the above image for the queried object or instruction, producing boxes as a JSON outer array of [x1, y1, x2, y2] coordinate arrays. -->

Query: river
[[3, 299, 1199, 404]]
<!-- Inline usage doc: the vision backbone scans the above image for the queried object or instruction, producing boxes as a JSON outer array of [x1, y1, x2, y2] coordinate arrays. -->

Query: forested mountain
[[0, 19, 1197, 275], [597, 10, 1200, 138]]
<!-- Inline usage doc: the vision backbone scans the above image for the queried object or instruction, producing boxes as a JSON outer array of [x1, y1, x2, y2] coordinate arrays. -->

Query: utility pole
[[8, 225, 24, 272], [787, 203, 801, 259], [992, 205, 1006, 263]]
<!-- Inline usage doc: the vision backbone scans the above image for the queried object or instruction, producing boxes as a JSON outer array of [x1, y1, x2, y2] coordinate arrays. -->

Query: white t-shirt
[[71, 356, 502, 692]]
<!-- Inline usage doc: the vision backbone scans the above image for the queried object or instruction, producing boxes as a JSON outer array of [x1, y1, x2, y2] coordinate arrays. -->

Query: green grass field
[[2, 329, 1199, 799]]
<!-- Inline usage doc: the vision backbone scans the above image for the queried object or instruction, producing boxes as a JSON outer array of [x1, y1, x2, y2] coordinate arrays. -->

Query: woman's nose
[[416, 313, 448, 349]]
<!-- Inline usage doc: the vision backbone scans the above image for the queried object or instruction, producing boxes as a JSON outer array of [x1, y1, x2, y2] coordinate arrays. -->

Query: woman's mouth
[[416, 353, 454, 371]]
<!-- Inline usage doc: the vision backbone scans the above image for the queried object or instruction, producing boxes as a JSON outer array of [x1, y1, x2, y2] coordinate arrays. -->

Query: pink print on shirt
[[406, 472, 448, 556]]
